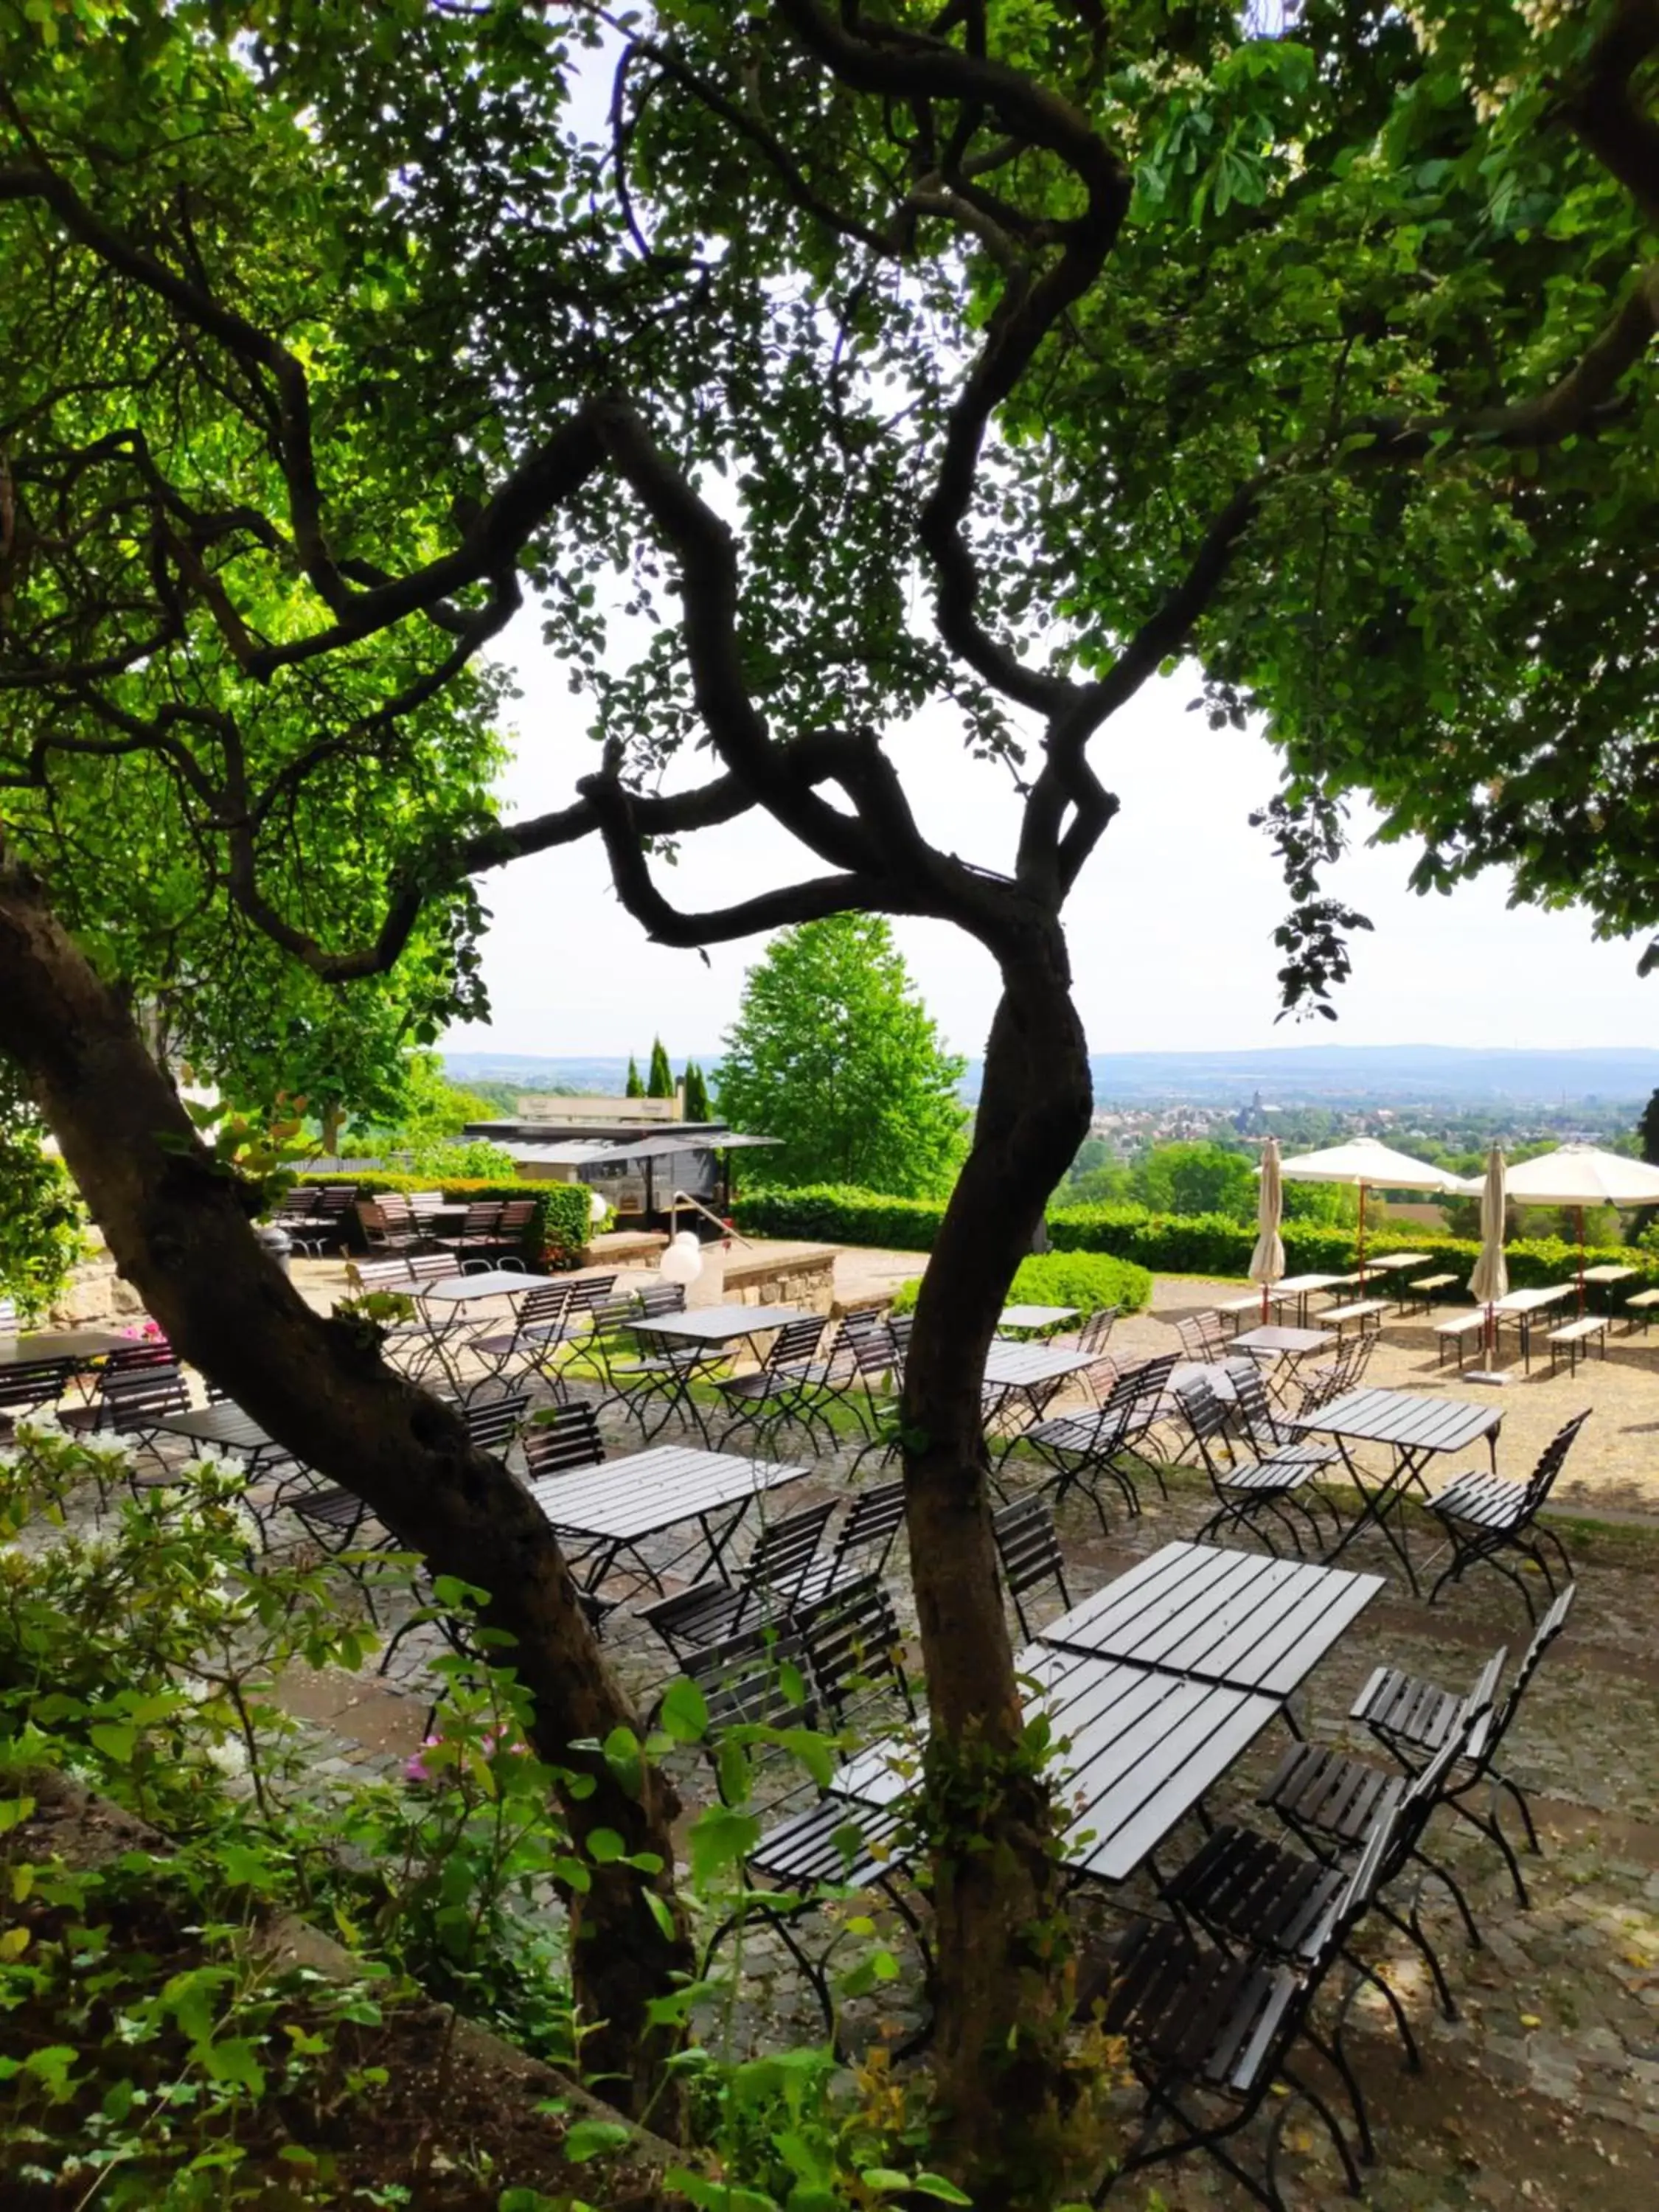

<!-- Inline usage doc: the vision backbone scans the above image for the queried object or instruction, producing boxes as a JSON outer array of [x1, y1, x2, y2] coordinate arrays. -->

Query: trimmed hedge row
[[733, 1183, 1649, 1300], [888, 1249, 1154, 1318], [306, 1172, 594, 1267]]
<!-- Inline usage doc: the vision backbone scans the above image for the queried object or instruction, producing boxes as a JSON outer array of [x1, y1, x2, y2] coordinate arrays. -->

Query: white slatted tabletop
[[835, 1646, 1279, 1887], [1292, 1385, 1500, 1457], [633, 1304, 810, 1345], [1037, 1541, 1382, 1699], [419, 1270, 540, 1304], [530, 1444, 808, 1542], [982, 1343, 1100, 1388]]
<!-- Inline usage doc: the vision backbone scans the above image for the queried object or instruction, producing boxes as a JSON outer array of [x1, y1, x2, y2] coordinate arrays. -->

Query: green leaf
[[911, 2177, 974, 2205], [659, 1677, 709, 1744], [584, 1827, 627, 1864], [688, 1803, 760, 1885], [88, 1722, 136, 1764], [560, 2117, 634, 2163]]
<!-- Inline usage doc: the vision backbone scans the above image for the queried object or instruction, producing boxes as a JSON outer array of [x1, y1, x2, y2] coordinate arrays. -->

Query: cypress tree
[[647, 1036, 675, 1097], [625, 1055, 644, 1099]]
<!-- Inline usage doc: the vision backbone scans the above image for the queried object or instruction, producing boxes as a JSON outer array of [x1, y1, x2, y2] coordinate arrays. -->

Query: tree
[[682, 1060, 712, 1121], [4, 4, 1659, 2191], [1132, 1142, 1257, 1221], [624, 1057, 644, 1100], [646, 1035, 675, 1098], [717, 918, 967, 1197]]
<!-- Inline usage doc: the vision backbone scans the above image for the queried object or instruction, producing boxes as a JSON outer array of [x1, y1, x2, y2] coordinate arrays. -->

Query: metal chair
[[1352, 1582, 1575, 1906], [1425, 1411, 1589, 1618], [639, 1500, 837, 1658], [1178, 1374, 1341, 1559], [793, 1481, 908, 1605], [470, 1281, 574, 1389], [714, 1316, 838, 1453], [1063, 1304, 1120, 1402], [521, 1401, 605, 1486], [0, 1354, 74, 1441], [1229, 1363, 1342, 1473], [1020, 1353, 1177, 1534], [991, 1495, 1072, 1641]]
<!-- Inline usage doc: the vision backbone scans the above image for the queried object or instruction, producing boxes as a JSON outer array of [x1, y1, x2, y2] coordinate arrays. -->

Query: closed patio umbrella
[[1277, 1135, 1464, 1277], [1250, 1136, 1285, 1322], [1467, 1143, 1509, 1366], [1499, 1143, 1659, 1312]]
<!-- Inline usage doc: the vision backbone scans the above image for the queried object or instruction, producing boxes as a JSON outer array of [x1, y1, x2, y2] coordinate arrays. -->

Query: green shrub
[[735, 1182, 1650, 1299], [307, 1172, 594, 1267], [888, 1248, 1152, 1318]]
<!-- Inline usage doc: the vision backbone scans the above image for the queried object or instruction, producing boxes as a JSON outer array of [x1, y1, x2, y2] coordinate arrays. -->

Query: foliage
[[683, 1061, 712, 1122], [307, 1172, 593, 1267], [647, 1039, 675, 1100], [889, 1250, 1152, 1320], [734, 1183, 1652, 1296], [0, 1089, 86, 1323], [0, 1421, 1012, 2208], [625, 1059, 644, 1102], [717, 922, 967, 1200]]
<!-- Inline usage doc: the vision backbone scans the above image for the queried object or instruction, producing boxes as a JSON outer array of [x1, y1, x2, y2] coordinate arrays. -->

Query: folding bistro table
[[1290, 1384, 1502, 1595], [529, 1442, 810, 1599], [832, 1645, 1282, 1892], [1227, 1324, 1329, 1405], [1036, 1541, 1383, 1701], [632, 1304, 810, 1364], [998, 1304, 1079, 1337], [981, 1341, 1100, 1431], [141, 1401, 294, 1477]]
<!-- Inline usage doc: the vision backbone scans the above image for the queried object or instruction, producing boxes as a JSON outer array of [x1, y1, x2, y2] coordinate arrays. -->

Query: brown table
[[0, 1328, 133, 1368]]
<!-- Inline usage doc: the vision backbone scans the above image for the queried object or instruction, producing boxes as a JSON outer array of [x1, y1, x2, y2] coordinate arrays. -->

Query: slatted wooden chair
[[60, 1360, 189, 1439], [1175, 1310, 1231, 1364], [1178, 1374, 1341, 1559], [285, 1185, 356, 1256], [470, 1281, 575, 1389], [990, 1495, 1072, 1641], [1229, 1363, 1342, 1475], [1292, 1328, 1377, 1420], [793, 1481, 908, 1606], [1350, 1583, 1575, 1907], [1151, 1727, 1475, 2171], [1425, 1411, 1589, 1618], [639, 1500, 837, 1658], [448, 1202, 507, 1270], [1077, 1810, 1404, 2209], [357, 1197, 421, 1256], [714, 1315, 839, 1454], [1062, 1304, 1120, 1402], [589, 1290, 721, 1441], [1020, 1352, 1178, 1533], [521, 1401, 605, 1486], [0, 1354, 74, 1442]]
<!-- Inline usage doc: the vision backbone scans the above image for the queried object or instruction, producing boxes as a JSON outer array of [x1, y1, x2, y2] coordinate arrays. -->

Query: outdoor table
[[981, 1341, 1100, 1430], [1229, 1324, 1329, 1402], [1291, 1383, 1503, 1595], [998, 1304, 1079, 1336], [1492, 1283, 1576, 1371], [1269, 1273, 1344, 1326], [529, 1442, 810, 1598], [1360, 1252, 1430, 1277], [633, 1304, 810, 1367], [418, 1270, 538, 1305], [1582, 1263, 1639, 1318], [1036, 1540, 1382, 1700], [0, 1327, 134, 1370], [141, 1402, 294, 1475], [833, 1644, 1281, 1891]]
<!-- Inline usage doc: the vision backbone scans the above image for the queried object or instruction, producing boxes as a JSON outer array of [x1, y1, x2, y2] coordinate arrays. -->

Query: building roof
[[464, 1123, 778, 1169]]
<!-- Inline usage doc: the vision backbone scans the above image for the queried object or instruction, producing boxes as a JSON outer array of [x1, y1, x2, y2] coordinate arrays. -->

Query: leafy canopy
[[717, 918, 968, 1198]]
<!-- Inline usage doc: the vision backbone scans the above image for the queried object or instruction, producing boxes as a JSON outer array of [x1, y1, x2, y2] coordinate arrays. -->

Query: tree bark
[[0, 857, 692, 2122], [900, 919, 1098, 2208]]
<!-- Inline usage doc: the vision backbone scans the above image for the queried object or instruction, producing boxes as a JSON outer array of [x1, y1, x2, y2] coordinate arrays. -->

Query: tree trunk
[[901, 923, 1097, 2208], [0, 858, 692, 2121]]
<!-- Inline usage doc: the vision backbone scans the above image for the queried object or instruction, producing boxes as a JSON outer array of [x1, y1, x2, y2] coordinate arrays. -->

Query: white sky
[[442, 613, 1658, 1064]]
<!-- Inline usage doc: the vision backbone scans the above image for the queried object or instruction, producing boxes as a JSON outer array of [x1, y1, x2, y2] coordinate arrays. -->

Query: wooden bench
[[1434, 1310, 1490, 1370], [1625, 1287, 1659, 1334], [1217, 1293, 1269, 1332], [1318, 1298, 1388, 1341], [1548, 1314, 1607, 1377], [1402, 1272, 1459, 1314]]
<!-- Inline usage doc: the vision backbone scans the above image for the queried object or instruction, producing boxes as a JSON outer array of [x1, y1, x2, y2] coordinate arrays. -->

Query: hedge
[[733, 1183, 1652, 1300], [888, 1249, 1153, 1319], [305, 1172, 595, 1268]]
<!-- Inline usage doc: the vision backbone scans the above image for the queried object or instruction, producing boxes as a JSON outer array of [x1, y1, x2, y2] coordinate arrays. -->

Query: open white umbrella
[[1277, 1135, 1464, 1278], [1499, 1143, 1659, 1312], [1467, 1143, 1509, 1366], [1249, 1136, 1285, 1322]]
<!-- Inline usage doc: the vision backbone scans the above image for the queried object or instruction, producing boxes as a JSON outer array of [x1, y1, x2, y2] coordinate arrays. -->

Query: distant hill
[[1066, 1044, 1659, 1107], [445, 1043, 1659, 1110]]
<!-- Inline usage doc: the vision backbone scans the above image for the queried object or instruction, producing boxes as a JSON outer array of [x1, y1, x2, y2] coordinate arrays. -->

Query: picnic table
[[1582, 1263, 1640, 1318], [1037, 1540, 1383, 1699], [834, 1645, 1281, 1889], [998, 1304, 1079, 1336], [1267, 1274, 1346, 1326], [1292, 1383, 1502, 1596], [1492, 1283, 1576, 1371], [981, 1340, 1101, 1430], [529, 1441, 810, 1598], [1360, 1251, 1430, 1279]]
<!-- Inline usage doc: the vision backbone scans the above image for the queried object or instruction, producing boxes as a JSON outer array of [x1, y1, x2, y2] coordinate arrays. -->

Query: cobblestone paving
[[111, 1286, 1659, 2210]]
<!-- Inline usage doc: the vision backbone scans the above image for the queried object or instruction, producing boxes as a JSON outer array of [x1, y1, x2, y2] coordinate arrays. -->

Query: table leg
[[1322, 1436, 1422, 1595]]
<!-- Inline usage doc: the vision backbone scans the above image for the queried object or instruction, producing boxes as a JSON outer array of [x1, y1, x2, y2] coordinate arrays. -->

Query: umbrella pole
[[1577, 1205, 1585, 1316], [1357, 1183, 1367, 1284]]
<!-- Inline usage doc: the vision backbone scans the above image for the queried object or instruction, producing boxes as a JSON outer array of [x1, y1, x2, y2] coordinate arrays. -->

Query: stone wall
[[48, 1234, 146, 1330], [718, 1243, 837, 1315]]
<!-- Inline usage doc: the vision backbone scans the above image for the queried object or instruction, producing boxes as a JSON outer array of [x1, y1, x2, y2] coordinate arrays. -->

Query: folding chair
[[639, 1500, 837, 1658], [1079, 1809, 1402, 2208], [1292, 1329, 1377, 1420], [793, 1481, 908, 1605], [1155, 1727, 1475, 2169], [1178, 1374, 1341, 1559], [991, 1495, 1071, 1641], [1426, 1411, 1589, 1618], [715, 1315, 839, 1453], [357, 1199, 420, 1256], [591, 1292, 723, 1441], [0, 1354, 74, 1441], [1063, 1304, 1120, 1402], [286, 1186, 355, 1256], [469, 1281, 574, 1389], [521, 1401, 605, 1487], [1352, 1582, 1575, 1907], [1020, 1353, 1177, 1534], [1229, 1364, 1342, 1473], [1175, 1310, 1231, 1365]]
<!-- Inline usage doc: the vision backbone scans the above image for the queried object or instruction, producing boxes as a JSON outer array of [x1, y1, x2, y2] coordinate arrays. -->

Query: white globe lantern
[[659, 1239, 703, 1287], [672, 1229, 700, 1250]]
